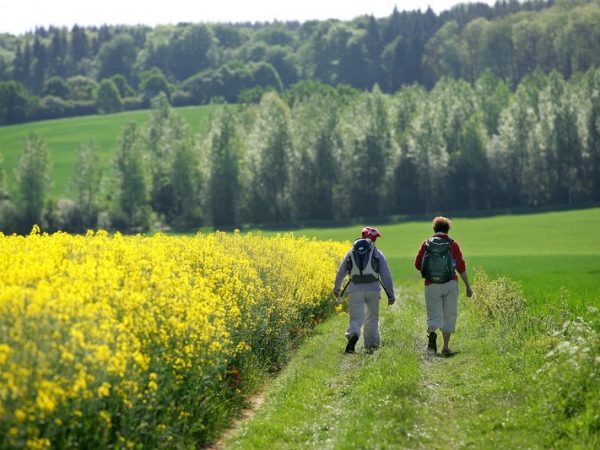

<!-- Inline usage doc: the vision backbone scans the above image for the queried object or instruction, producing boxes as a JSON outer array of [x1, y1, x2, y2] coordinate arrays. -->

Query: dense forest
[[4, 0, 600, 124], [1, 0, 600, 233], [2, 67, 599, 233]]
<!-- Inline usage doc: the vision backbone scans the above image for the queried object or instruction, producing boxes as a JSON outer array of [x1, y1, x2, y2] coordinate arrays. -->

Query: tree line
[[6, 0, 600, 125], [1, 68, 599, 233]]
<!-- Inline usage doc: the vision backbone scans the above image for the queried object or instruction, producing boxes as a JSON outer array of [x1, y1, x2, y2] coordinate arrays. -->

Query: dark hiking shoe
[[427, 331, 437, 353], [441, 349, 457, 358], [365, 345, 379, 354], [345, 335, 359, 353]]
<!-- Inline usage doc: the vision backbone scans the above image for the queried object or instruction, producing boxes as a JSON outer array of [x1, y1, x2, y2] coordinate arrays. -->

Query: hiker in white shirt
[[333, 227, 395, 353]]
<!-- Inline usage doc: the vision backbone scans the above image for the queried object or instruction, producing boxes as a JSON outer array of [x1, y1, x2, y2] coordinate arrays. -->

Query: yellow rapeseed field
[[0, 227, 347, 449]]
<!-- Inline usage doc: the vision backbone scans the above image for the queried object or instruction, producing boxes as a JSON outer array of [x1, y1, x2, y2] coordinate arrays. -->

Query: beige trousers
[[346, 290, 381, 348], [425, 280, 459, 333]]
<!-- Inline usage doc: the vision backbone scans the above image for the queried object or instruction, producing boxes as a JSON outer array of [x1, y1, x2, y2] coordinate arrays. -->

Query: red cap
[[361, 226, 381, 242]]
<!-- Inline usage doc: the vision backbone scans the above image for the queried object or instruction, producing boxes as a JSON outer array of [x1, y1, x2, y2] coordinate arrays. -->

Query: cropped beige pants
[[346, 290, 381, 348], [425, 280, 459, 333]]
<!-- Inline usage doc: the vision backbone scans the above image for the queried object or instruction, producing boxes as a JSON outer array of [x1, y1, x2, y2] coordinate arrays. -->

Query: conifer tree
[[207, 108, 244, 227], [247, 92, 292, 223]]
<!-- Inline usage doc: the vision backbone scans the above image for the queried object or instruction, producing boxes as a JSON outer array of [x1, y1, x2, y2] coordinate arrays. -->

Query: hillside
[[0, 105, 215, 196], [5, 1, 600, 125]]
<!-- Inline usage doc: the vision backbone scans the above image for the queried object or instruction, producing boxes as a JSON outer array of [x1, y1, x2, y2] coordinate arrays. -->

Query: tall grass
[[464, 271, 600, 448]]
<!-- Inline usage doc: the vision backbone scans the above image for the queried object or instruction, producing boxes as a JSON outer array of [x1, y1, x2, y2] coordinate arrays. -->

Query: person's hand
[[388, 297, 395, 306], [333, 288, 341, 298], [466, 286, 473, 298]]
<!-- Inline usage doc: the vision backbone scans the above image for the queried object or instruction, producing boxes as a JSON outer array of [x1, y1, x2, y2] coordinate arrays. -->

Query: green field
[[0, 106, 216, 197], [288, 208, 600, 316], [223, 208, 600, 449]]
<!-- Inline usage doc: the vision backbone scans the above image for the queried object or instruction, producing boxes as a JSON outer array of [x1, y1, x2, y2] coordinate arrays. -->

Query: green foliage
[[108, 74, 134, 98], [345, 89, 392, 217], [97, 33, 137, 82], [207, 107, 244, 226], [42, 76, 70, 98], [14, 132, 52, 231], [289, 95, 339, 221], [169, 139, 203, 230], [5, 0, 600, 125], [96, 79, 122, 114], [5, 63, 600, 231], [66, 76, 98, 101], [142, 93, 199, 228], [471, 268, 527, 321], [110, 122, 152, 232], [532, 314, 600, 443], [0, 105, 215, 198], [0, 80, 33, 124], [71, 140, 102, 230], [0, 153, 6, 199], [140, 69, 171, 105], [449, 112, 490, 209], [142, 24, 216, 82], [247, 92, 292, 223]]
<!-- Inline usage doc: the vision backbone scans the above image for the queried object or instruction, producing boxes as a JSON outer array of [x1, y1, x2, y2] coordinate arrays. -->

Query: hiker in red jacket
[[415, 216, 473, 357], [333, 227, 395, 354]]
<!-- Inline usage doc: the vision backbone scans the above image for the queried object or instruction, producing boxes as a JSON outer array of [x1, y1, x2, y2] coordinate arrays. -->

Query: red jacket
[[414, 233, 466, 285]]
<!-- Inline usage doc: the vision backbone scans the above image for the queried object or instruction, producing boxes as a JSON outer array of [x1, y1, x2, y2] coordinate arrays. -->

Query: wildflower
[[99, 410, 111, 427], [98, 382, 111, 398], [0, 230, 346, 447], [25, 437, 51, 450], [15, 409, 27, 422]]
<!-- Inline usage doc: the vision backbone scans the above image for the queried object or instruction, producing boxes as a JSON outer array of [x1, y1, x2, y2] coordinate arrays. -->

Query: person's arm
[[376, 250, 395, 305], [451, 241, 473, 297], [415, 241, 426, 271], [459, 271, 473, 297], [333, 250, 351, 297]]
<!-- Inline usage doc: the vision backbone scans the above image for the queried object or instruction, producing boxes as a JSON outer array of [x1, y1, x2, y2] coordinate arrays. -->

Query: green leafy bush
[[471, 268, 527, 321], [533, 312, 600, 442]]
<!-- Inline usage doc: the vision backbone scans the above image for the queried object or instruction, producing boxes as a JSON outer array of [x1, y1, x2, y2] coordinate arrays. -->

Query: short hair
[[432, 216, 451, 233]]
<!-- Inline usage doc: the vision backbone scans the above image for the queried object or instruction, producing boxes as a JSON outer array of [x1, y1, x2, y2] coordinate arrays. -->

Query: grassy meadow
[[289, 208, 600, 317], [0, 105, 216, 197], [224, 208, 600, 449]]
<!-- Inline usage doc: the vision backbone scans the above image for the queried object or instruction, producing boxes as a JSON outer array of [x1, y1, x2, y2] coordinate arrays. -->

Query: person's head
[[361, 226, 381, 242], [432, 216, 451, 234]]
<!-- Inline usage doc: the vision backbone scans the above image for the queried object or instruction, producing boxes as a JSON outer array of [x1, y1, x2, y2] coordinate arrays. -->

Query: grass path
[[219, 287, 595, 449], [219, 288, 467, 449]]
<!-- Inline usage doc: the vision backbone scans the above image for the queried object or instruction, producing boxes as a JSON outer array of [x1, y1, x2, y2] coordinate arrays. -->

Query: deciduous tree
[[15, 132, 52, 231]]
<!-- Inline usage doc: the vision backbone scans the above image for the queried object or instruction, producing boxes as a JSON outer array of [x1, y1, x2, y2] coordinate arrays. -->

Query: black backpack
[[420, 237, 455, 283]]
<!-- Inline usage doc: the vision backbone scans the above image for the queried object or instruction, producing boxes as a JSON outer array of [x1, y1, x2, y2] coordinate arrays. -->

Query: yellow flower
[[15, 409, 27, 422], [25, 438, 51, 450], [0, 230, 346, 446], [97, 382, 111, 398], [99, 410, 111, 427]]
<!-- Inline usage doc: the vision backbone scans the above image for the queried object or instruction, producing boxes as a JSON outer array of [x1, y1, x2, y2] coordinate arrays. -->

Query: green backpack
[[420, 237, 455, 283]]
